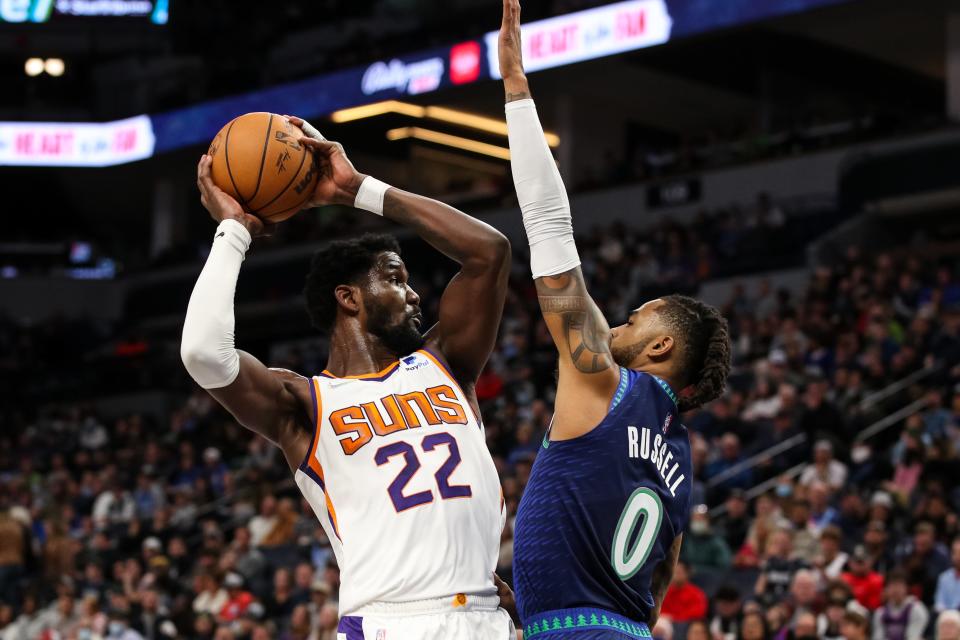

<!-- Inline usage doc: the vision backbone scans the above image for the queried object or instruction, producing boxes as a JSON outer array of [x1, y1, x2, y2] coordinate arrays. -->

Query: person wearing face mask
[[682, 505, 733, 571]]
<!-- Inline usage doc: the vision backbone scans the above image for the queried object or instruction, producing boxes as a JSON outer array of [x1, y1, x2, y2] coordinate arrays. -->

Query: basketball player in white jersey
[[181, 120, 515, 639]]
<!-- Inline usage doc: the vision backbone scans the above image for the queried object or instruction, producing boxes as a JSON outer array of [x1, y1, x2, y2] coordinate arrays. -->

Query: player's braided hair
[[658, 295, 731, 412], [304, 233, 402, 333]]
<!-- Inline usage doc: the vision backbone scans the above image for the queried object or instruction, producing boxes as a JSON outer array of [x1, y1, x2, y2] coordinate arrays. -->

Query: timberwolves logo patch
[[663, 413, 673, 434]]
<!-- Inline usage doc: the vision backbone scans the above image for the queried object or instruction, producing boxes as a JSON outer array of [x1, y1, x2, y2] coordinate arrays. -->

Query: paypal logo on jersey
[[402, 355, 428, 371], [627, 426, 686, 497]]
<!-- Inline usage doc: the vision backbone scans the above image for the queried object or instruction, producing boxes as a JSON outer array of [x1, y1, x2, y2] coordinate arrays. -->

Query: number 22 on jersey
[[375, 431, 473, 512]]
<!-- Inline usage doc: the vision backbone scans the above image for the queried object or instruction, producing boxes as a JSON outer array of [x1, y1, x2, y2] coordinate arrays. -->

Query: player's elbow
[[464, 231, 511, 275], [180, 335, 238, 389], [483, 231, 512, 266]]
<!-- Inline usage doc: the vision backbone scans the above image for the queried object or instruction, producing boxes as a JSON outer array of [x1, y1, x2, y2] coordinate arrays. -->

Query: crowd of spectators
[[2, 230, 960, 640]]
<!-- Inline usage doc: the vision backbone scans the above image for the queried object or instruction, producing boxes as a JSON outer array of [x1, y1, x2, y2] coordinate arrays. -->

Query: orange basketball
[[208, 112, 319, 223]]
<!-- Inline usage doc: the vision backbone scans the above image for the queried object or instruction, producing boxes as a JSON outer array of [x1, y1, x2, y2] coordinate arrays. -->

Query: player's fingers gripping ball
[[208, 112, 319, 223]]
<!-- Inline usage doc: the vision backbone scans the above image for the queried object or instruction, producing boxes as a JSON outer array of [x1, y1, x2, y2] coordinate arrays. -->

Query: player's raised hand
[[286, 116, 365, 208], [196, 155, 269, 236], [499, 0, 525, 82]]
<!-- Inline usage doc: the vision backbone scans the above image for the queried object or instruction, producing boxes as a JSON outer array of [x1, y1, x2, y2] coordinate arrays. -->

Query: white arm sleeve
[[505, 98, 581, 279], [180, 219, 251, 389]]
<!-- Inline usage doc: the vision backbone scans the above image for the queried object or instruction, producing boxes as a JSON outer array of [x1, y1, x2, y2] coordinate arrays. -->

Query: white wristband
[[354, 176, 390, 216]]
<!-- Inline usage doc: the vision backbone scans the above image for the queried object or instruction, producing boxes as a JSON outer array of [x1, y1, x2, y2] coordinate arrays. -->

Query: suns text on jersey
[[330, 385, 469, 455], [626, 426, 686, 496]]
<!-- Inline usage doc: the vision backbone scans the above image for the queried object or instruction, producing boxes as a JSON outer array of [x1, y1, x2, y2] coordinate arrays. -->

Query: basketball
[[208, 112, 319, 223]]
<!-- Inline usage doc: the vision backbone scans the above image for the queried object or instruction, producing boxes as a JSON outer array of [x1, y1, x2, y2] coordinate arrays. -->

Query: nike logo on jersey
[[627, 426, 686, 496], [330, 385, 469, 455]]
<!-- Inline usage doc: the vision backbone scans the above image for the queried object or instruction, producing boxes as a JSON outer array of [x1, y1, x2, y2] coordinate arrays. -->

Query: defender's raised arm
[[500, 0, 621, 439]]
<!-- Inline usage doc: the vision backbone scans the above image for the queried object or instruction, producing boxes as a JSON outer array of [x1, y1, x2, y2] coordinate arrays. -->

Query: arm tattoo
[[536, 270, 614, 375], [506, 91, 531, 103]]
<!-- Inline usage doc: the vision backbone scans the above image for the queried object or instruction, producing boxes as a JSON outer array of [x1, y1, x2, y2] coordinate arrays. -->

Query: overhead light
[[387, 127, 512, 160], [422, 106, 561, 147], [25, 58, 44, 77], [333, 100, 560, 147], [44, 58, 65, 77], [331, 101, 425, 122]]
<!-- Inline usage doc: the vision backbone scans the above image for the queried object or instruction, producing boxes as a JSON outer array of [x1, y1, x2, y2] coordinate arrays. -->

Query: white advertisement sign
[[485, 0, 673, 78], [361, 57, 445, 96], [0, 115, 155, 166]]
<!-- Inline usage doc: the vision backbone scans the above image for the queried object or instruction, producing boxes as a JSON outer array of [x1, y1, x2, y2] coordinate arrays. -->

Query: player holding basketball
[[181, 127, 515, 638], [498, 1, 731, 638]]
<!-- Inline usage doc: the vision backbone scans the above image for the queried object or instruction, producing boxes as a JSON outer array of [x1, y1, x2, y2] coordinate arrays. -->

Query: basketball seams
[[247, 113, 275, 208], [253, 141, 310, 216], [223, 119, 246, 205], [259, 185, 314, 221]]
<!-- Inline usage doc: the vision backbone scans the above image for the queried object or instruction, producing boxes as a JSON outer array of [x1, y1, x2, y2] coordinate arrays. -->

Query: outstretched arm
[[296, 130, 510, 386], [500, 0, 620, 437], [180, 156, 311, 470]]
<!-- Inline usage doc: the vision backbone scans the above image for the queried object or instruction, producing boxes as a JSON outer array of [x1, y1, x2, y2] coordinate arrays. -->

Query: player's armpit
[[206, 351, 313, 470], [536, 267, 621, 438], [648, 533, 683, 630]]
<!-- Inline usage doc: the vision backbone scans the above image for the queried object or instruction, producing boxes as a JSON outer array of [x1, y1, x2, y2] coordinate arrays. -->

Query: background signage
[[0, 116, 155, 167], [0, 0, 854, 166], [486, 0, 672, 78], [0, 0, 169, 23]]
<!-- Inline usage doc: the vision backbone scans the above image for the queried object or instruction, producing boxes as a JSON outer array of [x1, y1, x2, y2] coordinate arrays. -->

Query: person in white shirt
[[247, 495, 277, 547], [800, 440, 848, 490], [192, 573, 228, 616]]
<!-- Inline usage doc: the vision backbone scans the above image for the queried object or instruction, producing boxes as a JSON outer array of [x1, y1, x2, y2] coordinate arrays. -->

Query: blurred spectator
[[739, 611, 768, 640], [937, 610, 960, 640], [934, 537, 960, 612], [683, 506, 733, 571], [800, 440, 848, 490], [788, 498, 821, 565], [897, 522, 950, 605], [709, 586, 742, 640], [756, 529, 807, 607], [660, 560, 707, 622], [789, 570, 822, 621], [192, 573, 227, 616], [219, 572, 254, 622], [0, 509, 27, 607], [716, 489, 751, 553], [843, 546, 885, 611], [262, 498, 297, 547], [818, 526, 850, 581], [248, 497, 277, 547], [872, 570, 929, 640], [842, 609, 871, 640], [707, 433, 754, 497]]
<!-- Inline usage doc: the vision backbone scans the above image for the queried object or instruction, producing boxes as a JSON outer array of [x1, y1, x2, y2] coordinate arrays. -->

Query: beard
[[610, 335, 653, 369], [366, 297, 425, 357]]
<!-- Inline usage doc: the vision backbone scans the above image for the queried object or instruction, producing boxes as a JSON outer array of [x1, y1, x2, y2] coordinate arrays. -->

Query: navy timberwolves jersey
[[513, 368, 693, 639]]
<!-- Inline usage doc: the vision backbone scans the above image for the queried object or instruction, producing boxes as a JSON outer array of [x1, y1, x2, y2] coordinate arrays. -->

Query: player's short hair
[[304, 233, 402, 333], [657, 295, 731, 412]]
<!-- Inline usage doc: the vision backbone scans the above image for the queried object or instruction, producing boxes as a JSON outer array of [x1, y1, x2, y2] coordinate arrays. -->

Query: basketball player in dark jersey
[[498, 1, 732, 637]]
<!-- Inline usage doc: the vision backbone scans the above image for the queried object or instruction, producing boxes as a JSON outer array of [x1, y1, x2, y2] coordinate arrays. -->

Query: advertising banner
[[486, 0, 673, 78], [0, 0, 169, 24], [0, 116, 156, 166]]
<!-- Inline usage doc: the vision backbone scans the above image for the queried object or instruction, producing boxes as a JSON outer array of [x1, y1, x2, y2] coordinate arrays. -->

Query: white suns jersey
[[293, 348, 505, 616]]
